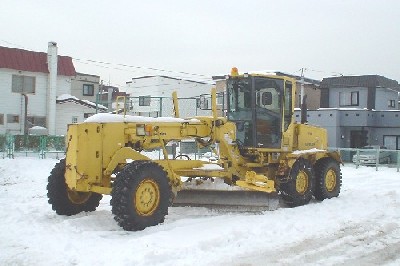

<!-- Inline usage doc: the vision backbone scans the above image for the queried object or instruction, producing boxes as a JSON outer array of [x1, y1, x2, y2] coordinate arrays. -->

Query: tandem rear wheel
[[280, 158, 314, 207]]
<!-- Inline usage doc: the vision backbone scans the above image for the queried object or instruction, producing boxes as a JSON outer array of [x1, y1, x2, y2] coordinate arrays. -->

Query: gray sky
[[1, 0, 399, 88]]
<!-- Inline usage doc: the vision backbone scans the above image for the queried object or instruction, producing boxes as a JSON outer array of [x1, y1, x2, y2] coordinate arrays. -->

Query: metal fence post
[[355, 149, 360, 169], [39, 136, 46, 159], [6, 135, 14, 159]]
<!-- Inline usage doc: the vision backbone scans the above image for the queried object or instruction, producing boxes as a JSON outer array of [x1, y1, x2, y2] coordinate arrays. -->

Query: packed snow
[[1, 158, 400, 265]]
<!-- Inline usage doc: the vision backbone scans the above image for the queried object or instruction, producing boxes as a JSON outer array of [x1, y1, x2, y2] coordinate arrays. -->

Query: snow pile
[[0, 158, 400, 265]]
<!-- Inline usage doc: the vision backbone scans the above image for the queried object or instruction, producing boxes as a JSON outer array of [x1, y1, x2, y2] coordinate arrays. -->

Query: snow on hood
[[84, 113, 201, 123], [292, 148, 326, 155]]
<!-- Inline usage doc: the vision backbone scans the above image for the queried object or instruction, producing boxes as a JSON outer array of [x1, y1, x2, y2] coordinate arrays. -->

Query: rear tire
[[47, 159, 103, 215], [111, 161, 171, 231], [280, 158, 314, 207], [314, 158, 342, 200]]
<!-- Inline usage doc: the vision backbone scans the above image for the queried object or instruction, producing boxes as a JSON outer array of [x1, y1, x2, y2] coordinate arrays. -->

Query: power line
[[73, 58, 212, 81], [0, 39, 213, 83]]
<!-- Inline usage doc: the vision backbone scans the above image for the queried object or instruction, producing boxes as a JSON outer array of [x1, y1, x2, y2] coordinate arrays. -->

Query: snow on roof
[[56, 94, 107, 110], [84, 113, 201, 123]]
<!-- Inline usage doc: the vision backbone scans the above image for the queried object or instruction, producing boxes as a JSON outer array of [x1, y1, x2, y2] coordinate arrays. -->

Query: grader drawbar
[[47, 68, 342, 231]]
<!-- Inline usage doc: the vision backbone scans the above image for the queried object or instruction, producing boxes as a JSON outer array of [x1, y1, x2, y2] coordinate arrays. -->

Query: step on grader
[[47, 68, 342, 231]]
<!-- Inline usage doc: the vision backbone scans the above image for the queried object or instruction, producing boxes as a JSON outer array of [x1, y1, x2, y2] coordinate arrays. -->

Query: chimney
[[47, 41, 58, 135]]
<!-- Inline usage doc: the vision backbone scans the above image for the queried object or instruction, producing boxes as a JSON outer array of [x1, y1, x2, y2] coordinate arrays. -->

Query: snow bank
[[0, 158, 399, 265]]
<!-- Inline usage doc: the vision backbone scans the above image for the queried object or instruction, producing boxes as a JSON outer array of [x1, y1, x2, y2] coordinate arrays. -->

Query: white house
[[125, 75, 213, 117], [0, 42, 104, 136]]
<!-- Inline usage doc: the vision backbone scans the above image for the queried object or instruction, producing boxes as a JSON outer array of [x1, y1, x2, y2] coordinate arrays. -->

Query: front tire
[[111, 161, 171, 231], [280, 158, 314, 207], [314, 158, 342, 200], [47, 159, 103, 215]]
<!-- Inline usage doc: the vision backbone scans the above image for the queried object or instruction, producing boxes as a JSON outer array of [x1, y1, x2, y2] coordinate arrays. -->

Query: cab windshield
[[227, 77, 287, 148]]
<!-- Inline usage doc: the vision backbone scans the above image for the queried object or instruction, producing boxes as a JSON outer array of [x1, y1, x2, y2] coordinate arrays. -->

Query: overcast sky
[[1, 0, 399, 88]]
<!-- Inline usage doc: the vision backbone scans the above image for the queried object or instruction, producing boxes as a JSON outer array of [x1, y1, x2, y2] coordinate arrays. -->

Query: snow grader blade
[[172, 189, 280, 211]]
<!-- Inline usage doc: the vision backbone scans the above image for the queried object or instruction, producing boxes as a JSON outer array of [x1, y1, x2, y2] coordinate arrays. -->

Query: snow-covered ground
[[0, 158, 399, 265]]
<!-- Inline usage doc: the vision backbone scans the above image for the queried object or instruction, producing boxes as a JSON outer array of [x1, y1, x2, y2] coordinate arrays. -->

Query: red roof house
[[0, 46, 76, 76]]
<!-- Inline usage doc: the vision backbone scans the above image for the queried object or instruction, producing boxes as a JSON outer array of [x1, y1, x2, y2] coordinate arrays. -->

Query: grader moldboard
[[47, 68, 342, 231]]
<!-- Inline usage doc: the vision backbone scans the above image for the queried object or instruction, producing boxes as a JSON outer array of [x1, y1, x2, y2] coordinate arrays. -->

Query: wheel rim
[[67, 189, 91, 204], [296, 170, 309, 194], [325, 169, 337, 192], [135, 179, 160, 216]]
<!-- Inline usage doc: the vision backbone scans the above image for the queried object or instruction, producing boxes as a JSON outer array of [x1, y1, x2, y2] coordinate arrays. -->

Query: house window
[[0, 114, 3, 125], [339, 91, 359, 106], [197, 96, 209, 109], [7, 114, 19, 123], [12, 75, 35, 94], [388, 100, 396, 108], [72, 116, 78, 123], [27, 116, 46, 127], [139, 96, 151, 106], [83, 84, 94, 96]]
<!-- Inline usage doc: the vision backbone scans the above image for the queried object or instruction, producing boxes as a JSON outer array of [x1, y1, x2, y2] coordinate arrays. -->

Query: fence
[[333, 147, 400, 172], [0, 135, 65, 159], [1, 134, 398, 171]]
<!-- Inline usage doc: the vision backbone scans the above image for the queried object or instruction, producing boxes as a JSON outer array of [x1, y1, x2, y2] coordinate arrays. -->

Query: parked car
[[352, 146, 391, 165]]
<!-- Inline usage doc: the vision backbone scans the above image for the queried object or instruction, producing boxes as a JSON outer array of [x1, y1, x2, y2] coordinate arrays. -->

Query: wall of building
[[328, 87, 368, 108], [55, 102, 97, 135], [126, 76, 212, 98], [125, 76, 212, 117], [0, 68, 73, 134], [375, 88, 399, 110], [70, 73, 100, 103]]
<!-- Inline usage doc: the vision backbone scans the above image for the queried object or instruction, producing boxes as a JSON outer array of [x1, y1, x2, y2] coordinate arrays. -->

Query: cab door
[[254, 78, 284, 148]]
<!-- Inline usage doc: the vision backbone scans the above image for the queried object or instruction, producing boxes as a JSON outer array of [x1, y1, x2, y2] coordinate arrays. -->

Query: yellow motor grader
[[47, 68, 342, 231]]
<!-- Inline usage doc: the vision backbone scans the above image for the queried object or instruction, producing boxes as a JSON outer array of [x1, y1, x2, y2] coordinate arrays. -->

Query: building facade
[[125, 75, 213, 117], [71, 72, 100, 103], [295, 75, 400, 152], [0, 43, 103, 136]]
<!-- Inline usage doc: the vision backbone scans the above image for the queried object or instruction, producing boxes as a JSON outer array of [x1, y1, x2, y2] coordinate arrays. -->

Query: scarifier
[[47, 68, 342, 231]]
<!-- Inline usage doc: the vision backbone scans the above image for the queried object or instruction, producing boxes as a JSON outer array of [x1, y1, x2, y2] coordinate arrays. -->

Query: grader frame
[[48, 70, 342, 231]]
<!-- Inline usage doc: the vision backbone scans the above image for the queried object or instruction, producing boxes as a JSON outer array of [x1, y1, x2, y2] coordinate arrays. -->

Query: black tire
[[314, 158, 342, 200], [111, 161, 171, 231], [280, 158, 314, 207], [47, 159, 103, 215]]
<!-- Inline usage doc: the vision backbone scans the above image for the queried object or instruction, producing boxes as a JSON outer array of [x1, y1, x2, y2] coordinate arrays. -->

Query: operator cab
[[226, 68, 294, 149]]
